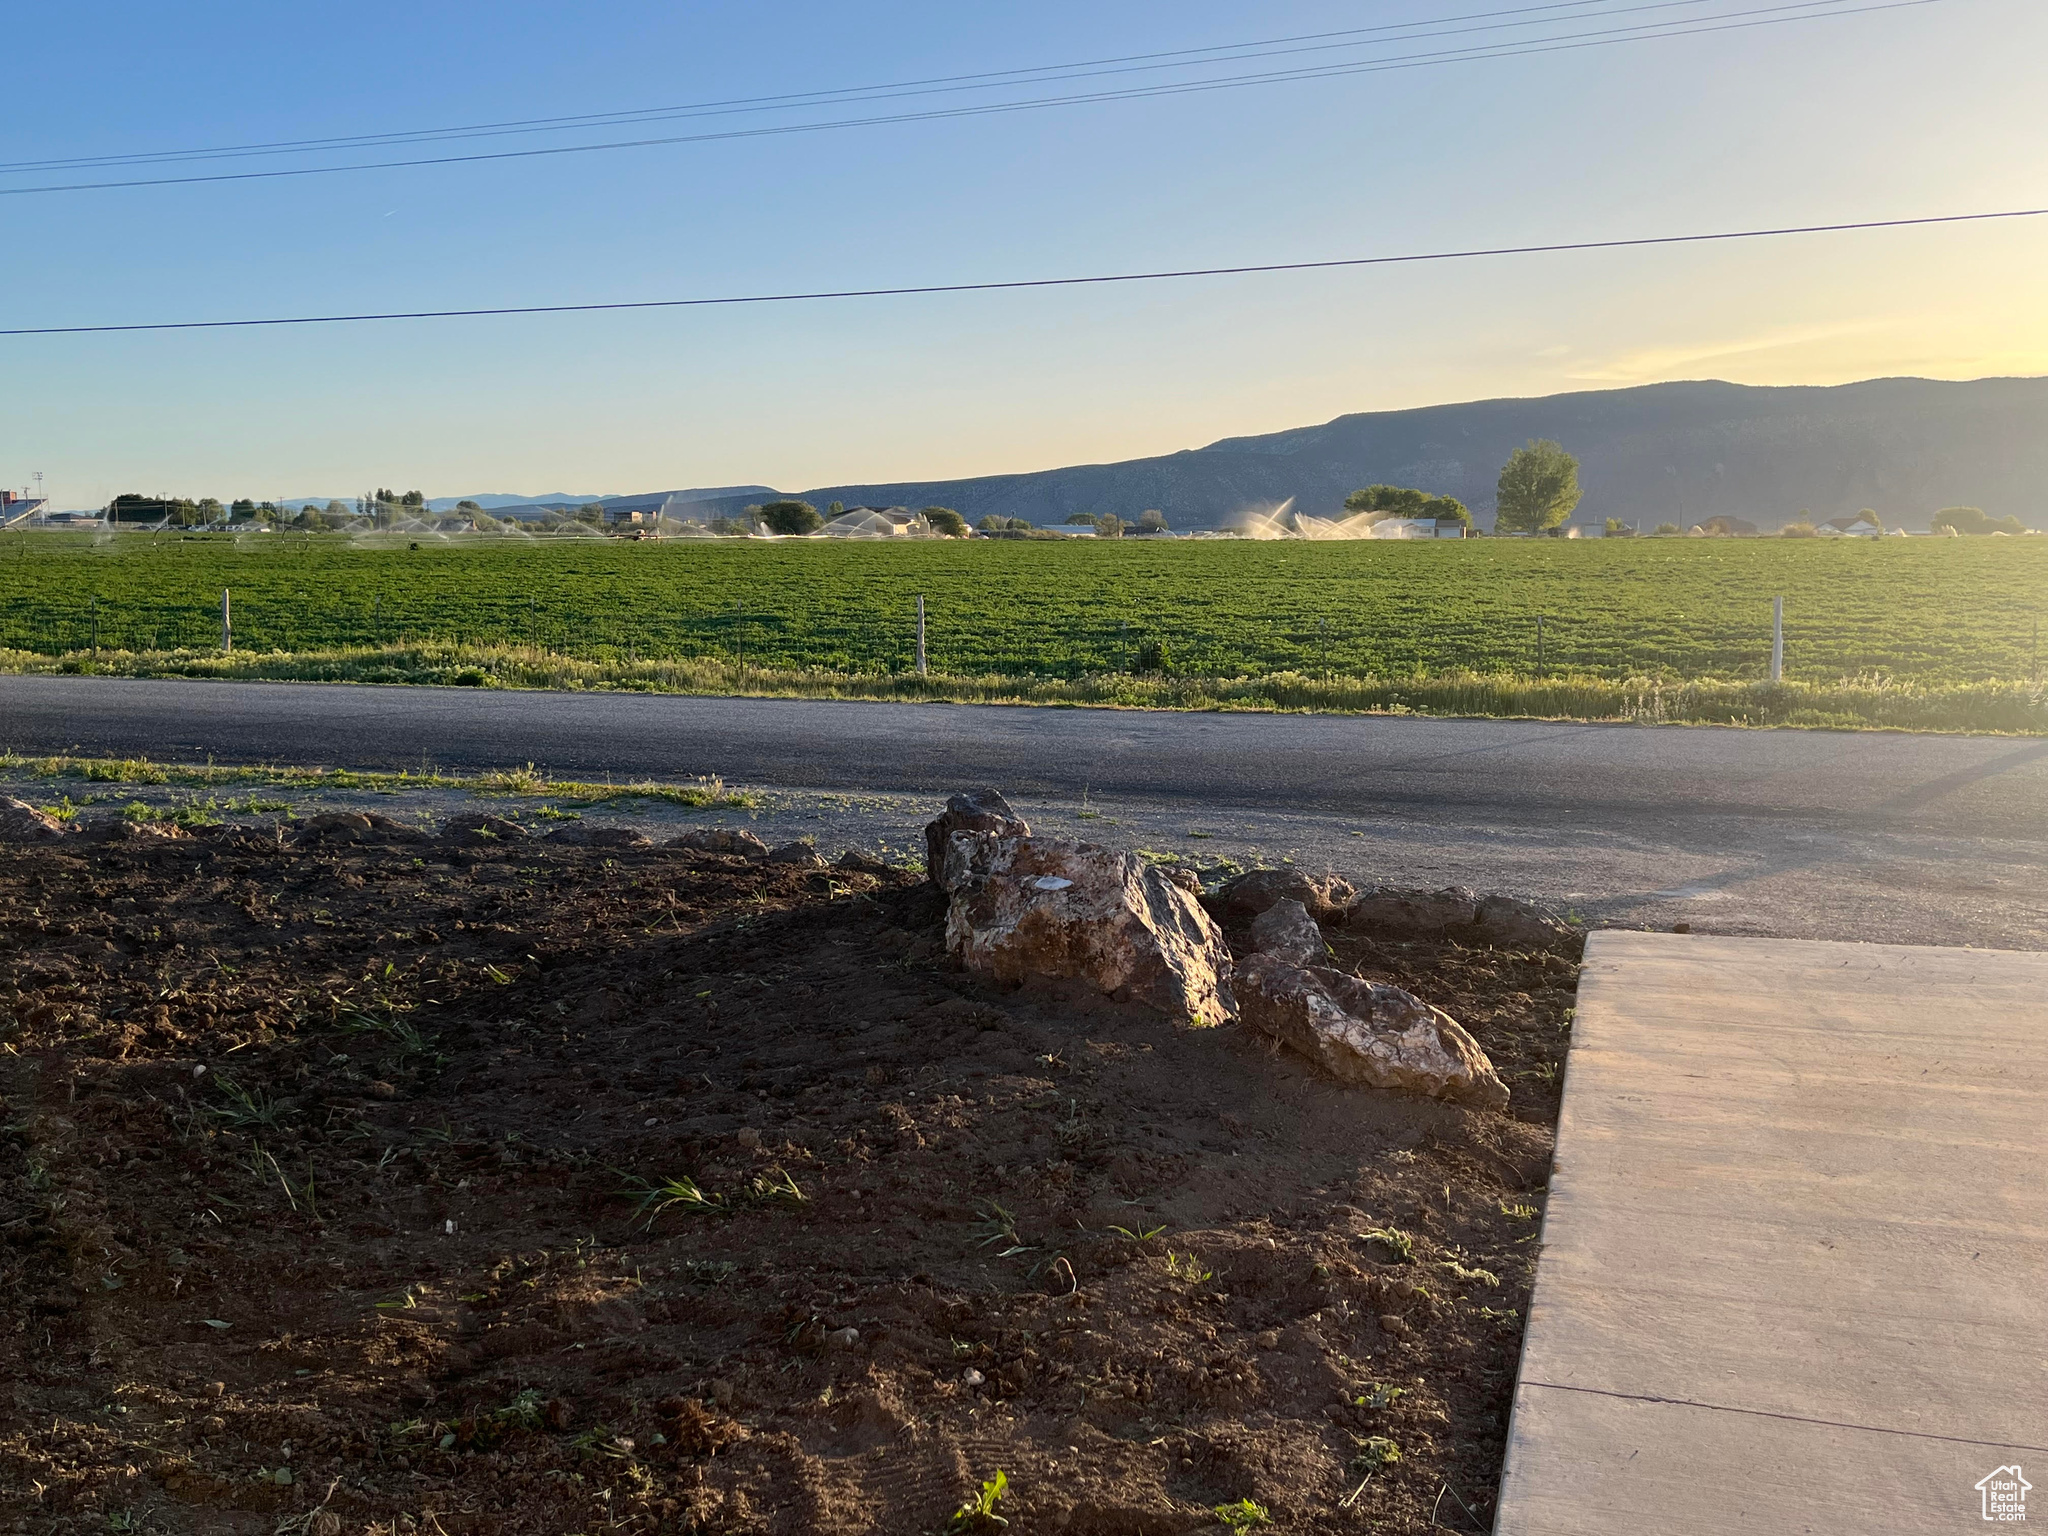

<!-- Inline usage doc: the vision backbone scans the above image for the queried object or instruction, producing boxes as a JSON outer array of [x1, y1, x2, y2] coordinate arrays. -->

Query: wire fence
[[2, 589, 2041, 686]]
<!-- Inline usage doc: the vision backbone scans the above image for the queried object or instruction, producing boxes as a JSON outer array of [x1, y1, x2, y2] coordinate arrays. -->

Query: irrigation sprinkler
[[1770, 597, 1784, 683], [220, 588, 232, 654]]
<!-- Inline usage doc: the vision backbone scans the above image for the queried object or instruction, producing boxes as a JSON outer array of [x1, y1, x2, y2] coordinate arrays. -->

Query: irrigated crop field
[[2, 531, 2041, 685]]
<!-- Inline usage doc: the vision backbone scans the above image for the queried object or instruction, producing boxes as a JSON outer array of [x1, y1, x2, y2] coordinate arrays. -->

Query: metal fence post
[[221, 588, 232, 654], [916, 595, 928, 676], [1770, 596, 1783, 683]]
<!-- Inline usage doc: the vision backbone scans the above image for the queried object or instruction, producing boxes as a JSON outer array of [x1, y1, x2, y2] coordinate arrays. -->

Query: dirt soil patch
[[0, 819, 1575, 1534]]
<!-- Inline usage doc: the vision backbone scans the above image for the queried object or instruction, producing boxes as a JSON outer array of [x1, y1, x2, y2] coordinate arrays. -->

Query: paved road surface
[[1497, 932, 2047, 1533], [2, 676, 2043, 948]]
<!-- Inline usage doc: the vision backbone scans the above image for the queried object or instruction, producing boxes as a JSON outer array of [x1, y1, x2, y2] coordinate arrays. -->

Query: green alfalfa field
[[1, 530, 2043, 731]]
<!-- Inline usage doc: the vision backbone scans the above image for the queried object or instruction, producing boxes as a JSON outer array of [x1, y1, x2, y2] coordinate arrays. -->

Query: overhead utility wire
[[7, 205, 2039, 339], [0, 0, 1741, 174], [0, 0, 1938, 198]]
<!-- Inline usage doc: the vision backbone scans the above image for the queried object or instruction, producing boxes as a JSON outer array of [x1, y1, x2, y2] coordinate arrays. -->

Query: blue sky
[[5, 0, 2044, 508]]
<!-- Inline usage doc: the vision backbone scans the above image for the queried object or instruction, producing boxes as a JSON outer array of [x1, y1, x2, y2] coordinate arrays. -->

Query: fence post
[[90, 596, 98, 659], [916, 595, 927, 676], [1536, 614, 1545, 679], [1770, 596, 1783, 683], [221, 588, 232, 654]]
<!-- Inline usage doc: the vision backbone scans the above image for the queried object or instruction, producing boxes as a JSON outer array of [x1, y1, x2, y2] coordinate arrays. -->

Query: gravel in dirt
[[0, 819, 1575, 1534]]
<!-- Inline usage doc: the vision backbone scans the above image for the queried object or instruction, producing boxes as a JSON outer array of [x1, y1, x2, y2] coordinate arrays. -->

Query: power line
[[0, 0, 1743, 174], [6, 204, 2039, 338], [0, 0, 1938, 198]]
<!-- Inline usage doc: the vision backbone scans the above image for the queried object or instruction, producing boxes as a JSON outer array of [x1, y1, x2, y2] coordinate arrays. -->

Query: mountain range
[[775, 376, 2048, 532], [286, 376, 2048, 532]]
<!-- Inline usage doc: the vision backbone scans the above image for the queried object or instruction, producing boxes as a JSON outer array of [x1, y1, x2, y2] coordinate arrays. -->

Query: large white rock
[[940, 833, 1236, 1027], [1236, 952, 1509, 1110]]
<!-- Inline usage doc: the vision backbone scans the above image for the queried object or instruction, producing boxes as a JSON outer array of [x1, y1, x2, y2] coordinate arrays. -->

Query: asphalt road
[[3, 675, 2043, 949]]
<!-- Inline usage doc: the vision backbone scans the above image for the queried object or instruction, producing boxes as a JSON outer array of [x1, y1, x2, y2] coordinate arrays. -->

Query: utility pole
[[1770, 597, 1784, 683]]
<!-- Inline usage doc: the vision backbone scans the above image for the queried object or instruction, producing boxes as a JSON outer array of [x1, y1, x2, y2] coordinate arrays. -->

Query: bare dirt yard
[[0, 811, 1575, 1534]]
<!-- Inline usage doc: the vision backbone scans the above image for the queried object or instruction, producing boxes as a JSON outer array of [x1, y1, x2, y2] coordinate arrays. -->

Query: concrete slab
[[1496, 932, 2048, 1534]]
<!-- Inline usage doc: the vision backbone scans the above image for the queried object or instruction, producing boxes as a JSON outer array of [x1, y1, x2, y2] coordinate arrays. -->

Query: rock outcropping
[[936, 828, 1236, 1027], [1235, 954, 1509, 1110], [924, 789, 1031, 883]]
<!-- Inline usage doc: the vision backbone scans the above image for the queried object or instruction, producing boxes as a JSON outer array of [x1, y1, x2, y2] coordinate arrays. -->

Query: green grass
[[1, 530, 2043, 731], [0, 748, 752, 808]]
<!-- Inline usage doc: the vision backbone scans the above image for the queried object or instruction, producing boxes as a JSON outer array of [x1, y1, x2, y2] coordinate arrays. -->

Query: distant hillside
[[788, 376, 2048, 532]]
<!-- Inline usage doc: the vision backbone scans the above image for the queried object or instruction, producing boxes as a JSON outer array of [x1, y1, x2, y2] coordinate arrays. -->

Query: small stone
[[1247, 898, 1326, 966], [734, 1127, 763, 1151], [1673, 922, 1691, 934], [961, 1368, 986, 1388], [765, 841, 826, 867], [708, 1378, 735, 1406], [826, 1327, 861, 1349], [668, 828, 770, 861], [368, 1081, 397, 1100], [1255, 1329, 1281, 1350], [1379, 1314, 1409, 1336]]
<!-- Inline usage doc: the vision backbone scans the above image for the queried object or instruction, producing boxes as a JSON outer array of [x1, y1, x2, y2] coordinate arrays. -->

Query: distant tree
[[1603, 518, 1636, 537], [1064, 512, 1098, 525], [1856, 507, 1885, 531], [229, 499, 258, 522], [1344, 484, 1471, 527], [828, 501, 845, 516], [1494, 441, 1581, 533], [1346, 484, 1428, 519], [759, 499, 823, 536], [1094, 513, 1126, 539], [1136, 509, 1170, 533], [923, 506, 968, 537], [1780, 520, 1818, 538], [400, 490, 426, 508], [1931, 505, 2026, 535], [1653, 522, 1681, 536], [323, 500, 351, 521], [455, 499, 483, 513], [710, 516, 750, 536]]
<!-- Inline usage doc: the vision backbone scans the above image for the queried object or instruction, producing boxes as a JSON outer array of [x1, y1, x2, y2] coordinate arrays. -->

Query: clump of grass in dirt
[[1212, 1498, 1272, 1530], [623, 1173, 726, 1224]]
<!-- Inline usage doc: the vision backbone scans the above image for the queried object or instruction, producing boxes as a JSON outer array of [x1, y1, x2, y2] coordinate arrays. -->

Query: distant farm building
[[0, 491, 48, 527]]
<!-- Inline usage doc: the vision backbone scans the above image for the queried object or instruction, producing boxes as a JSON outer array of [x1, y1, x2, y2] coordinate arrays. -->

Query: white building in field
[[1371, 516, 1467, 539]]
